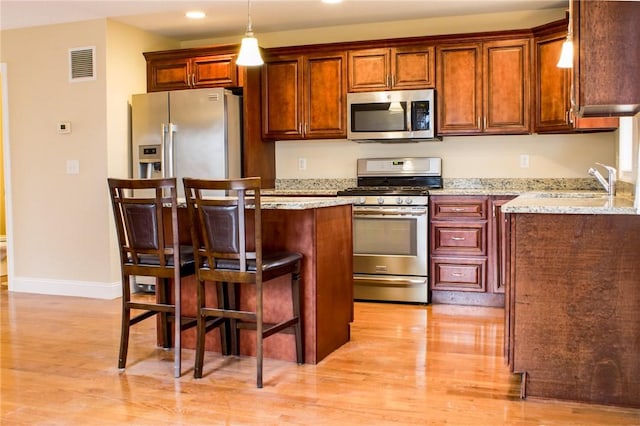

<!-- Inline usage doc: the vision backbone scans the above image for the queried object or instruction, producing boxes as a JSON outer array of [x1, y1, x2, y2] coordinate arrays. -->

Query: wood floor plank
[[1, 289, 639, 425]]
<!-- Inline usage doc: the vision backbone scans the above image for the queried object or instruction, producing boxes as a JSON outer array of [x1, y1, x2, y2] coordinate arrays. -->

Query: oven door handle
[[354, 275, 428, 287], [353, 207, 427, 216]]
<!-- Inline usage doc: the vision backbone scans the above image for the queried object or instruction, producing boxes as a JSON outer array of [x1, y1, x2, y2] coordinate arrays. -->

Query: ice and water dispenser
[[136, 144, 162, 179]]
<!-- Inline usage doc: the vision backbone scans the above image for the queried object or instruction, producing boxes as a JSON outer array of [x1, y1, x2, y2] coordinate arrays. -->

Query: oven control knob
[[396, 197, 403, 204], [358, 197, 367, 205], [405, 198, 413, 205], [377, 197, 385, 205]]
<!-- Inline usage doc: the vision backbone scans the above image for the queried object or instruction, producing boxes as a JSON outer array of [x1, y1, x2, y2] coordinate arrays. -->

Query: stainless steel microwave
[[347, 89, 437, 142]]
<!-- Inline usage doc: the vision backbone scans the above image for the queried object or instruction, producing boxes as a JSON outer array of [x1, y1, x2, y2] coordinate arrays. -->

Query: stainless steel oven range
[[338, 157, 442, 304]]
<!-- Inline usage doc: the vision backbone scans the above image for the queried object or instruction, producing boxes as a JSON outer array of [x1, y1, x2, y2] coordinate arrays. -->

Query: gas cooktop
[[337, 186, 432, 196]]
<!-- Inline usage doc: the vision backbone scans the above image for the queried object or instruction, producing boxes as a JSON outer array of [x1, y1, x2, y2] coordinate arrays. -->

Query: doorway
[[1, 63, 10, 286]]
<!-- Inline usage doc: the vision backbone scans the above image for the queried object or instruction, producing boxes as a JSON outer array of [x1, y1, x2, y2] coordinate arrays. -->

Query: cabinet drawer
[[431, 222, 486, 255], [430, 196, 488, 220], [430, 257, 487, 291]]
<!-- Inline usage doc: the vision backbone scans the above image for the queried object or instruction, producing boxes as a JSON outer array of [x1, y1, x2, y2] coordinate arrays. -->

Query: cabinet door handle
[[477, 117, 481, 129], [484, 116, 487, 129], [451, 236, 466, 241]]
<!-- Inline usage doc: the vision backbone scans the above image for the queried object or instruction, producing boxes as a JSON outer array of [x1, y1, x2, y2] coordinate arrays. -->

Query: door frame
[[1, 62, 14, 289]]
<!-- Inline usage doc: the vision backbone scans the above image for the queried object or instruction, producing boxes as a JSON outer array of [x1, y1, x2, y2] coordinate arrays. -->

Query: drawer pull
[[452, 272, 464, 277], [451, 236, 466, 241], [452, 208, 465, 212]]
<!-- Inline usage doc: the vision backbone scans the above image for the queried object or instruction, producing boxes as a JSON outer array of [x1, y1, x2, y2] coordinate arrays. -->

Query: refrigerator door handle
[[161, 123, 168, 178], [166, 123, 176, 178]]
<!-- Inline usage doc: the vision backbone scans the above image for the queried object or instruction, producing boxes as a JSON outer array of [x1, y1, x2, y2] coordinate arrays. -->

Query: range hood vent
[[69, 47, 96, 82]]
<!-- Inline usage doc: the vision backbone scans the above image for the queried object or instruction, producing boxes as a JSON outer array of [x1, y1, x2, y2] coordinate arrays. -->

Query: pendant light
[[237, 0, 264, 66], [557, 1, 573, 68]]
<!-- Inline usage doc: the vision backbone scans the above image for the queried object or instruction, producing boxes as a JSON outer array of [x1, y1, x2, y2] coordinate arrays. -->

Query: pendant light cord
[[246, 0, 254, 35]]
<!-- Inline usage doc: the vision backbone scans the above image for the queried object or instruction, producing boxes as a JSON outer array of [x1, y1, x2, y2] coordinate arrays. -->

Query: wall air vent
[[69, 46, 96, 82]]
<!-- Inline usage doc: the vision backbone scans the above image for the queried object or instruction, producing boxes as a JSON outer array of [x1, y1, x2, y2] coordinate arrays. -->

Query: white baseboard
[[11, 276, 121, 299]]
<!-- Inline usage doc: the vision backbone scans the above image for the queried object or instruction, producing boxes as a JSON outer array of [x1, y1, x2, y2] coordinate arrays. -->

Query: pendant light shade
[[556, 38, 573, 68], [237, 0, 264, 66], [557, 0, 574, 68]]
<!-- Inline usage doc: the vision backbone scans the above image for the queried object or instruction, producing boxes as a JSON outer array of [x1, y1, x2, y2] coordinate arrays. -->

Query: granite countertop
[[262, 189, 338, 196], [429, 188, 523, 196], [260, 196, 353, 210], [502, 191, 638, 215], [177, 196, 354, 210], [268, 178, 639, 215]]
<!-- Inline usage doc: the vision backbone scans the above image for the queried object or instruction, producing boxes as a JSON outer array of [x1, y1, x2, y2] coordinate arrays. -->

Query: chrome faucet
[[588, 162, 616, 196]]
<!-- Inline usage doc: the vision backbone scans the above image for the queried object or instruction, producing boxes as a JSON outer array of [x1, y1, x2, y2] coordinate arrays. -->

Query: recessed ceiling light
[[322, 0, 343, 4], [186, 11, 206, 19]]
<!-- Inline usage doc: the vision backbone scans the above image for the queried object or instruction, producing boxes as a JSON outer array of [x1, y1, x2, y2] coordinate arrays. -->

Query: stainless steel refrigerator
[[131, 87, 242, 199]]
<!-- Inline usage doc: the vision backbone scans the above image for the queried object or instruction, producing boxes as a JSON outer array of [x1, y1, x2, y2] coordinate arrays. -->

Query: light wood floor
[[1, 289, 638, 425]]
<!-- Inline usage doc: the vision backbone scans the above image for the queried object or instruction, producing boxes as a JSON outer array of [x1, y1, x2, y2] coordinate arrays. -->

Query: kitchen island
[[175, 197, 354, 365], [502, 192, 640, 407]]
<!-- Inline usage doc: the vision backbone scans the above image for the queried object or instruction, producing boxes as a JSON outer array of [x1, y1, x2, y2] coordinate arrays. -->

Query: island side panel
[[314, 205, 353, 362], [260, 208, 318, 364], [512, 213, 640, 407]]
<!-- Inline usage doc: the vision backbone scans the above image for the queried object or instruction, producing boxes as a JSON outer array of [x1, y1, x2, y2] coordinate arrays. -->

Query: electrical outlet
[[298, 157, 307, 171], [520, 154, 530, 168], [58, 121, 71, 134]]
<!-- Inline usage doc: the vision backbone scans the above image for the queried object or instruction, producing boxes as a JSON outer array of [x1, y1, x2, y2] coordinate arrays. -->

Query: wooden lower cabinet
[[491, 196, 515, 293], [430, 194, 513, 306], [506, 213, 640, 407]]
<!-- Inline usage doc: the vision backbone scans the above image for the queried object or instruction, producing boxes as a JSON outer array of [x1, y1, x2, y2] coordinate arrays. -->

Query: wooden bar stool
[[183, 177, 304, 388], [107, 177, 225, 378]]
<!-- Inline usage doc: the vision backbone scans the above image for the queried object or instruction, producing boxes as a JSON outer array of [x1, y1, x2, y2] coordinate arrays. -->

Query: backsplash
[[275, 177, 631, 193]]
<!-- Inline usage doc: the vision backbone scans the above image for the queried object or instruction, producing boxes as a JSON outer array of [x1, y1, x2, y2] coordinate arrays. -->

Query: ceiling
[[1, 0, 566, 42]]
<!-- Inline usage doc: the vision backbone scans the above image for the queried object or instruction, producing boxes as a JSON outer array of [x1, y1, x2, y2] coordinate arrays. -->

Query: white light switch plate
[[66, 159, 80, 175]]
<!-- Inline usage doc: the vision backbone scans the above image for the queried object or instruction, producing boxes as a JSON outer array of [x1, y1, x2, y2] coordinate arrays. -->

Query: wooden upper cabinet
[[483, 39, 530, 134], [348, 46, 435, 92], [573, 0, 640, 117], [262, 51, 346, 140], [437, 39, 530, 136], [305, 54, 347, 138], [436, 43, 483, 134], [144, 47, 241, 92], [262, 56, 303, 138], [534, 31, 573, 132], [533, 26, 618, 133]]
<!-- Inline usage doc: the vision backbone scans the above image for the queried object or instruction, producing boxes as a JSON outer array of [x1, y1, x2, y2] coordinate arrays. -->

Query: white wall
[[275, 133, 616, 179], [0, 20, 177, 298], [183, 9, 566, 48]]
